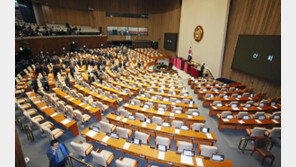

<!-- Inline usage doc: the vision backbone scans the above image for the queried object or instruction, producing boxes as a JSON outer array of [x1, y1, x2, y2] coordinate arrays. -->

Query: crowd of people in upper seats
[[16, 46, 145, 92], [15, 22, 81, 38]]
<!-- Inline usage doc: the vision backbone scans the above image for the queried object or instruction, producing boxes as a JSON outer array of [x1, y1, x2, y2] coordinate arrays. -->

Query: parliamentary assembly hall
[[12, 0, 288, 167]]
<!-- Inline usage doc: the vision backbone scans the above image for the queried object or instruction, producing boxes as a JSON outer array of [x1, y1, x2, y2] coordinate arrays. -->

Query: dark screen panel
[[164, 33, 178, 51], [231, 35, 281, 84]]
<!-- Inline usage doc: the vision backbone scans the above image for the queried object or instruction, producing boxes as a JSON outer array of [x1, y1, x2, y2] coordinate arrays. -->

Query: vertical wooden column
[[15, 128, 27, 167]]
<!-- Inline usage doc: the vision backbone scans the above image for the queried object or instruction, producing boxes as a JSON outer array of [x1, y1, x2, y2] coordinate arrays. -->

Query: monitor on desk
[[110, 132, 119, 139], [183, 150, 195, 157], [181, 125, 189, 131], [132, 138, 141, 145], [212, 154, 224, 162], [92, 126, 100, 133], [157, 144, 167, 152], [243, 115, 250, 120], [201, 127, 210, 133], [145, 118, 151, 124], [128, 115, 135, 120]]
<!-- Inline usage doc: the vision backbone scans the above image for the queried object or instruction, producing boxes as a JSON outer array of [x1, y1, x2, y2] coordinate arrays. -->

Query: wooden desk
[[188, 78, 214, 86], [193, 84, 246, 94], [25, 92, 79, 137], [106, 67, 118, 79], [81, 128, 233, 167], [135, 96, 198, 112], [133, 76, 184, 88], [217, 117, 281, 130], [106, 113, 215, 145], [209, 104, 281, 116], [73, 84, 118, 110], [123, 104, 205, 125], [190, 81, 221, 89], [92, 82, 130, 101], [52, 88, 101, 121], [197, 90, 246, 99], [145, 90, 193, 100], [107, 80, 139, 95], [202, 96, 261, 107]]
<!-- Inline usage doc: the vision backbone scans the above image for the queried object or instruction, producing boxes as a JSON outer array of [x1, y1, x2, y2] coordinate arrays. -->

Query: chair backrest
[[173, 107, 183, 114], [134, 131, 149, 144], [213, 101, 222, 106], [91, 151, 107, 166], [158, 104, 166, 111], [231, 93, 238, 98], [271, 112, 281, 119], [156, 136, 170, 148], [221, 111, 232, 118], [192, 123, 205, 131], [70, 142, 85, 156], [144, 102, 153, 108], [237, 112, 249, 119], [177, 141, 193, 153], [229, 87, 235, 91], [132, 99, 141, 106], [116, 126, 130, 139], [99, 121, 115, 133], [172, 120, 183, 128], [251, 127, 267, 137], [135, 113, 146, 122], [42, 127, 54, 140], [119, 109, 130, 117], [269, 127, 281, 138], [200, 144, 217, 157], [254, 136, 267, 149], [254, 112, 266, 119], [152, 116, 163, 125], [65, 105, 75, 118], [242, 92, 250, 97], [187, 109, 198, 115], [144, 92, 151, 98], [74, 110, 84, 122], [170, 97, 177, 102]]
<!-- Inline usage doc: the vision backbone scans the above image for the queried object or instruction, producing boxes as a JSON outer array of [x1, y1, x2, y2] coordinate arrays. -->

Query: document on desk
[[123, 142, 131, 150], [41, 106, 48, 110], [61, 119, 71, 125], [35, 101, 41, 104], [158, 151, 165, 160], [257, 107, 263, 110], [170, 113, 174, 116], [255, 120, 262, 124], [232, 107, 239, 110], [157, 111, 165, 115], [50, 113, 58, 117], [206, 133, 213, 139], [86, 106, 91, 109], [156, 126, 162, 130], [102, 136, 110, 143], [79, 103, 85, 106], [212, 106, 217, 110], [272, 119, 279, 124], [142, 122, 147, 127], [86, 130, 97, 138], [272, 106, 278, 109], [69, 98, 74, 101], [65, 95, 70, 98], [195, 157, 204, 167], [116, 116, 121, 120], [175, 129, 180, 134], [238, 120, 245, 124], [243, 107, 248, 111], [180, 155, 193, 165], [222, 119, 229, 122], [122, 118, 127, 122], [189, 104, 193, 107]]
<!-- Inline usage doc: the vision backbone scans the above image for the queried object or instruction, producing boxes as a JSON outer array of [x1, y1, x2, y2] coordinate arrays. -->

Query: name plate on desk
[[86, 130, 97, 138], [238, 120, 245, 124], [255, 120, 262, 124], [181, 155, 193, 165], [175, 129, 180, 134], [123, 142, 131, 150], [61, 119, 71, 125], [102, 136, 110, 143], [195, 158, 204, 167], [50, 113, 58, 117], [158, 151, 165, 160], [206, 133, 213, 139]]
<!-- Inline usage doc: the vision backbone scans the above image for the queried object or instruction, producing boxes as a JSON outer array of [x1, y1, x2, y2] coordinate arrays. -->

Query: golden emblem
[[194, 25, 204, 42]]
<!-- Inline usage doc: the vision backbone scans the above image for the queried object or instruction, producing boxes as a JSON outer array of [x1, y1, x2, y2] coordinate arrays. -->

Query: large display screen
[[231, 35, 281, 84]]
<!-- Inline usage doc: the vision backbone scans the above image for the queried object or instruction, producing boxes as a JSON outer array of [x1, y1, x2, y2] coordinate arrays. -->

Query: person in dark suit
[[65, 75, 72, 88], [43, 65, 49, 75], [47, 140, 72, 167], [31, 78, 38, 92], [53, 65, 60, 77], [41, 77, 50, 92], [69, 66, 75, 78], [200, 63, 205, 77], [98, 72, 103, 84]]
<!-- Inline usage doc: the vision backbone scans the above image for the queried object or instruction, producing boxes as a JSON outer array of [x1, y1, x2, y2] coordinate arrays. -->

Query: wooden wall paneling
[[222, 0, 281, 98]]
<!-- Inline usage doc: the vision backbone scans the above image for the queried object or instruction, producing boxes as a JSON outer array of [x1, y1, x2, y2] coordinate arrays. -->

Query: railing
[[66, 155, 93, 167], [24, 124, 34, 142], [205, 69, 215, 79], [15, 116, 24, 132]]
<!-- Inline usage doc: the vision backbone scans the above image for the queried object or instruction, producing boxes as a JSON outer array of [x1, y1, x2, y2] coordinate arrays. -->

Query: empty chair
[[220, 111, 232, 118], [173, 107, 183, 114], [218, 94, 226, 98], [134, 131, 151, 144], [42, 126, 64, 140], [144, 92, 151, 98], [156, 95, 162, 100], [99, 121, 116, 133], [231, 93, 238, 98], [205, 94, 213, 98], [237, 112, 250, 119], [70, 141, 94, 161], [221, 88, 227, 91], [119, 109, 130, 118], [191, 123, 205, 131], [253, 112, 266, 119], [143, 102, 153, 108], [198, 144, 218, 157], [182, 99, 190, 104], [176, 141, 193, 153], [95, 101, 109, 111], [91, 148, 114, 166], [155, 136, 170, 149], [246, 127, 267, 137], [212, 101, 222, 107], [229, 101, 239, 107], [187, 109, 199, 115], [31, 118, 53, 133], [132, 99, 141, 106], [152, 116, 163, 125], [266, 127, 281, 138], [172, 120, 183, 129], [135, 113, 146, 122], [115, 157, 138, 167], [170, 97, 177, 102], [244, 101, 254, 107], [112, 94, 123, 103], [229, 87, 235, 91], [270, 111, 281, 119], [116, 126, 132, 139], [73, 110, 91, 127], [158, 104, 166, 111], [242, 92, 250, 97]]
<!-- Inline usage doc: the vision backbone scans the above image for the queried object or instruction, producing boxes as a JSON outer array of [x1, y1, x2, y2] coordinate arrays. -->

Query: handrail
[[24, 124, 34, 142], [66, 155, 92, 167], [15, 116, 24, 132]]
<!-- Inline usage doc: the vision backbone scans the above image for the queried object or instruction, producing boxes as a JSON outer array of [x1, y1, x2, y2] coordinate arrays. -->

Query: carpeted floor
[[16, 58, 281, 167]]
